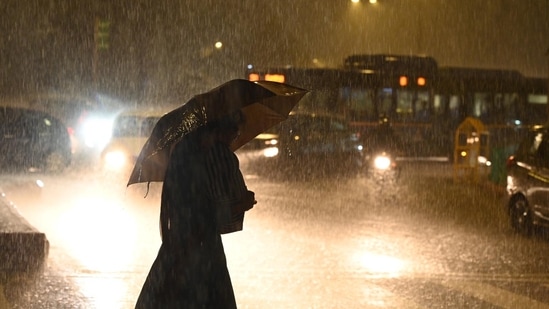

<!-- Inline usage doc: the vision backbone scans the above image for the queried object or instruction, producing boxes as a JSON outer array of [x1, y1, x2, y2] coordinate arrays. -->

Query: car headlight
[[80, 116, 115, 150], [103, 150, 129, 170], [263, 146, 279, 158], [373, 155, 392, 170], [265, 138, 278, 146]]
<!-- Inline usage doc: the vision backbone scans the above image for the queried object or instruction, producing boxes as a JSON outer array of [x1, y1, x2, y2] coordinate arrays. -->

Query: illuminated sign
[[265, 74, 285, 83], [248, 73, 260, 81]]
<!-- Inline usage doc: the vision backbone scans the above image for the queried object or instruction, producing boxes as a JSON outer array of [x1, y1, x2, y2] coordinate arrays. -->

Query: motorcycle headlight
[[373, 155, 392, 170]]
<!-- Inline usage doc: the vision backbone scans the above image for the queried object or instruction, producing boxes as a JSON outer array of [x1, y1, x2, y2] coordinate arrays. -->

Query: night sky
[[235, 0, 549, 77], [1, 0, 548, 100]]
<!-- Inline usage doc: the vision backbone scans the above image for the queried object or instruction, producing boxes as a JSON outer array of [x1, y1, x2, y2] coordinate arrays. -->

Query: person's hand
[[252, 191, 258, 202], [234, 190, 256, 213], [245, 190, 256, 207]]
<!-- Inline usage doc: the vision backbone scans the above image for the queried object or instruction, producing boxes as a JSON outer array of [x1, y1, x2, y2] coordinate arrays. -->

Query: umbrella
[[127, 79, 309, 186]]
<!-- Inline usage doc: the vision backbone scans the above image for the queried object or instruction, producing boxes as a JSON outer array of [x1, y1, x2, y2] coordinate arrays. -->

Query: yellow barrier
[[453, 117, 490, 183]]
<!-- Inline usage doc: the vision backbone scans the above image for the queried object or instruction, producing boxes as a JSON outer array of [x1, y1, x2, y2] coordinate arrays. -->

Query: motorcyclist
[[368, 114, 401, 154], [362, 114, 402, 179]]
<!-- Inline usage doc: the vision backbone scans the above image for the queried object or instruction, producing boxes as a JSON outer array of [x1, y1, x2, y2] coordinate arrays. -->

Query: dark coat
[[135, 133, 239, 309]]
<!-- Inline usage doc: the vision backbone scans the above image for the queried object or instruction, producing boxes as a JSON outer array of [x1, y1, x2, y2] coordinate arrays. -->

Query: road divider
[[0, 191, 48, 273]]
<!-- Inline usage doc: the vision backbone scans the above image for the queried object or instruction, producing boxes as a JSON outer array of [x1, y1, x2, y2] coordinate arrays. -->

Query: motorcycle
[[362, 116, 402, 182], [365, 150, 400, 182]]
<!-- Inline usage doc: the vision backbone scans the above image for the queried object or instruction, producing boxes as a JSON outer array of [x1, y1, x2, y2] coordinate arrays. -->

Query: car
[[1, 93, 126, 161], [506, 124, 549, 235], [25, 93, 125, 158], [242, 111, 364, 174], [0, 106, 72, 173], [100, 108, 165, 176]]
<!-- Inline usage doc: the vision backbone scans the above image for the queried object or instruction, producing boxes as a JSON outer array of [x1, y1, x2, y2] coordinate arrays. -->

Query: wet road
[[2, 158, 549, 308]]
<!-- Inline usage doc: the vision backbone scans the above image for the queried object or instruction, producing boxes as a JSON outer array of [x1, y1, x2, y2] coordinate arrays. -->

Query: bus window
[[471, 92, 520, 124], [378, 88, 393, 118], [396, 90, 414, 121], [448, 95, 461, 121], [472, 92, 491, 122], [414, 91, 431, 122], [435, 94, 463, 123], [295, 90, 338, 112], [529, 94, 548, 104], [500, 93, 520, 124], [339, 87, 375, 121], [433, 95, 445, 116], [525, 93, 548, 125], [524, 77, 548, 124], [492, 93, 506, 123]]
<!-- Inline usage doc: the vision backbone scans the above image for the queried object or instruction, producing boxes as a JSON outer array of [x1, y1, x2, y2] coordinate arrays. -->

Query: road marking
[[442, 279, 549, 309]]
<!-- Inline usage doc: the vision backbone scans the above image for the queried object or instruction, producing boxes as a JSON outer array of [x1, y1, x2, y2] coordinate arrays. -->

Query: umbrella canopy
[[127, 79, 308, 186]]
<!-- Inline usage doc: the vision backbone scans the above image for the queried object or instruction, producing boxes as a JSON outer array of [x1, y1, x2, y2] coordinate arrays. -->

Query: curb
[[0, 193, 49, 273]]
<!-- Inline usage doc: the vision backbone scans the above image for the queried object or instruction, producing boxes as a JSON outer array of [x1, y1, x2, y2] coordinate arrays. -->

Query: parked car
[[100, 108, 165, 175], [506, 124, 549, 235], [243, 111, 364, 173], [0, 106, 72, 173]]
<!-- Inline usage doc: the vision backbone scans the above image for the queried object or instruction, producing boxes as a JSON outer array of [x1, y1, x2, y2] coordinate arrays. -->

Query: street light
[[200, 41, 223, 58]]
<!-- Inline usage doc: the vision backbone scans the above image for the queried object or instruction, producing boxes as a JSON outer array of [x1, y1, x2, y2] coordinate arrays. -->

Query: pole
[[93, 17, 99, 90]]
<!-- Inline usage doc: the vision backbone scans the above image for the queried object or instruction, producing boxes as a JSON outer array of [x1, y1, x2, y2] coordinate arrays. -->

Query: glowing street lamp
[[350, 0, 378, 5]]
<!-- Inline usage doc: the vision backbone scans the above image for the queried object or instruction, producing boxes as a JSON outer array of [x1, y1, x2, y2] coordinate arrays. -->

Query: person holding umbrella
[[135, 110, 255, 308], [131, 80, 308, 308]]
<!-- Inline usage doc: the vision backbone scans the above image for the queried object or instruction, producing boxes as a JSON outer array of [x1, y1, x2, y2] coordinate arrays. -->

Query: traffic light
[[95, 18, 110, 50]]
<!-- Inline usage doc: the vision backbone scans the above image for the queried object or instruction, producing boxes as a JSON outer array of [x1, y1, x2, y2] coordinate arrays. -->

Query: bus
[[247, 55, 443, 158], [245, 54, 548, 160], [524, 76, 549, 125], [248, 67, 355, 112], [434, 67, 531, 155], [342, 54, 442, 158]]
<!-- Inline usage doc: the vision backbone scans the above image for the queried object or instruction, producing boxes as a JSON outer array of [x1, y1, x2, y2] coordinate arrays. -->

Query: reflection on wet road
[[2, 160, 549, 308]]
